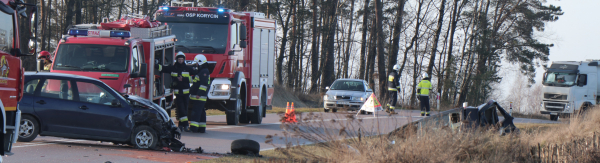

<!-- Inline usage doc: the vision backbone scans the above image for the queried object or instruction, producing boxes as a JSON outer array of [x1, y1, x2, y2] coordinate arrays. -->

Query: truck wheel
[[131, 125, 158, 149], [550, 115, 559, 121], [251, 92, 266, 124], [231, 139, 260, 155], [332, 108, 338, 113], [18, 115, 39, 142], [227, 93, 244, 125], [324, 108, 330, 112]]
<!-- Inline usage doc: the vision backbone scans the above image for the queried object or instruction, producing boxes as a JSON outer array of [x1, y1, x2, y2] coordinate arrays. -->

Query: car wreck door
[[33, 78, 80, 134], [73, 80, 132, 139]]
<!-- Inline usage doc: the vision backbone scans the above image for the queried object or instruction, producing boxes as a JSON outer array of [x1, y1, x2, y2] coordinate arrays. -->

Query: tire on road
[[131, 125, 158, 150], [18, 115, 39, 142], [324, 108, 330, 112], [550, 115, 559, 121], [231, 139, 260, 155], [332, 108, 338, 113], [227, 88, 246, 125], [250, 91, 266, 124]]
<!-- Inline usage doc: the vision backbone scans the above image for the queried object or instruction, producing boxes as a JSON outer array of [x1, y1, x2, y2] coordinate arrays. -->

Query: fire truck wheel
[[227, 93, 243, 125], [231, 139, 260, 155], [18, 115, 39, 142], [251, 92, 266, 124], [131, 125, 158, 150]]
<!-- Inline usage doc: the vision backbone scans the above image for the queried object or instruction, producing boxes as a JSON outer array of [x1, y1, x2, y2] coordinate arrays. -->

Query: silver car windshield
[[330, 81, 365, 91]]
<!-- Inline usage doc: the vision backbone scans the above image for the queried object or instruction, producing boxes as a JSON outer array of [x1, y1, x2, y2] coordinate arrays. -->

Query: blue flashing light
[[162, 7, 169, 10], [110, 31, 131, 38], [68, 29, 88, 36], [218, 8, 224, 12]]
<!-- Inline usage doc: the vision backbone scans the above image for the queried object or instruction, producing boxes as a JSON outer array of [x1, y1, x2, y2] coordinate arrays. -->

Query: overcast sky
[[535, 0, 600, 81]]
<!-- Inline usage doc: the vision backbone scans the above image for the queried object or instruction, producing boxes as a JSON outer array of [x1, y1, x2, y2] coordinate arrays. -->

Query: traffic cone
[[289, 102, 297, 123], [282, 102, 291, 123]]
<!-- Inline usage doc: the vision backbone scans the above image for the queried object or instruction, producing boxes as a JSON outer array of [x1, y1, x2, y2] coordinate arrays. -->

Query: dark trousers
[[388, 91, 398, 110], [189, 100, 207, 133], [419, 96, 430, 113], [175, 94, 189, 127]]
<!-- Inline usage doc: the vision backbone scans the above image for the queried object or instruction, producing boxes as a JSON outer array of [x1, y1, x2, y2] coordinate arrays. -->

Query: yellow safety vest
[[417, 80, 432, 96]]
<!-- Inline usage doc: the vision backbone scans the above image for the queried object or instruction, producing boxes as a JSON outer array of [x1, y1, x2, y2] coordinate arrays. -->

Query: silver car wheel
[[19, 119, 34, 138], [135, 130, 154, 148]]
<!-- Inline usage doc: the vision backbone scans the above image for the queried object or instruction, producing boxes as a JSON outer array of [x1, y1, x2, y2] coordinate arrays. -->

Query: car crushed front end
[[126, 96, 185, 151]]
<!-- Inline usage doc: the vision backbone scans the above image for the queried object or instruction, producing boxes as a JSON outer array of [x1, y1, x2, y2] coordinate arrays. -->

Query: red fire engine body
[[155, 3, 276, 125], [48, 15, 177, 112], [0, 0, 38, 156]]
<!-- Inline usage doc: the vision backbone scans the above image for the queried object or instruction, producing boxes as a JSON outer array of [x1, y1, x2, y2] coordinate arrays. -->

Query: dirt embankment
[[271, 84, 321, 108]]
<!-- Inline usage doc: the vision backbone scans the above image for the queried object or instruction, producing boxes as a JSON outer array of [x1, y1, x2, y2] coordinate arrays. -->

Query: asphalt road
[[4, 110, 557, 163]]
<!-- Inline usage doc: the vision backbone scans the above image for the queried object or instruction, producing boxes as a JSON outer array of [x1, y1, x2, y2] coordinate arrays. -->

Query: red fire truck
[[46, 15, 177, 113], [154, 2, 276, 125], [0, 0, 37, 157]]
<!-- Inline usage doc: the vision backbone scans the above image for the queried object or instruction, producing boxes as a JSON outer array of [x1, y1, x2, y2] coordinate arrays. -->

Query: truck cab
[[48, 18, 177, 111], [154, 2, 276, 125], [541, 60, 599, 121]]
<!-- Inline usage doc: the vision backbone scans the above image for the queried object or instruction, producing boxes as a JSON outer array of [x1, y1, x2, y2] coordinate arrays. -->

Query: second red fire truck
[[155, 2, 276, 125]]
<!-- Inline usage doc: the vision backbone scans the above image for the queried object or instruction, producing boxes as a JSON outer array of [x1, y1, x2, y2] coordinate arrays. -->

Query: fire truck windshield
[[0, 12, 14, 53], [53, 44, 130, 72], [166, 22, 227, 54]]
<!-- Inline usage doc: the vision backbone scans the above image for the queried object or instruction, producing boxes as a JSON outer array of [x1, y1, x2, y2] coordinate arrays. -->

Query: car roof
[[25, 72, 101, 82], [334, 78, 366, 82]]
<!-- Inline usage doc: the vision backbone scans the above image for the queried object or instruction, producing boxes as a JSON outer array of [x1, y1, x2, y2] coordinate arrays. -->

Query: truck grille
[[544, 93, 567, 100], [544, 102, 565, 111]]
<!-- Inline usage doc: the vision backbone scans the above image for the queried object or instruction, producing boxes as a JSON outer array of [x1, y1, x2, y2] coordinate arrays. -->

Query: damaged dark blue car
[[17, 72, 184, 151]]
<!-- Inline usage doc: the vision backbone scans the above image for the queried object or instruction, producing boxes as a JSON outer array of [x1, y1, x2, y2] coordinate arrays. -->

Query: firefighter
[[417, 73, 433, 116], [156, 51, 196, 132], [387, 65, 401, 113], [189, 54, 210, 133], [38, 51, 52, 71]]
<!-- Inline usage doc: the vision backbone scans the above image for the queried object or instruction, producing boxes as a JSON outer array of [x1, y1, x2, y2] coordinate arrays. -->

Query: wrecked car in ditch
[[449, 100, 519, 134], [17, 72, 184, 151]]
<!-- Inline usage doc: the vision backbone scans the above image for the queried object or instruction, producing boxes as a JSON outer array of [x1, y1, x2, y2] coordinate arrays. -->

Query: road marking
[[13, 139, 89, 148], [207, 115, 419, 130]]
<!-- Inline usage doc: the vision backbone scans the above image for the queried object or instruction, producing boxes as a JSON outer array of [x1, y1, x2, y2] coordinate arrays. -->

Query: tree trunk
[[118, 0, 125, 20], [320, 0, 338, 90], [426, 0, 447, 81], [287, 0, 297, 88], [143, 0, 148, 15], [375, 0, 386, 100], [309, 0, 320, 93], [342, 0, 355, 78], [63, 0, 76, 34], [75, 0, 82, 24], [358, 0, 370, 80], [388, 0, 406, 73]]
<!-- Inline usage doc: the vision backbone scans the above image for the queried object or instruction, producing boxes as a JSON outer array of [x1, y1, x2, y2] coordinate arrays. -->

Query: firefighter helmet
[[38, 51, 51, 59], [194, 54, 207, 65], [176, 51, 186, 59], [393, 64, 400, 71], [423, 73, 429, 78]]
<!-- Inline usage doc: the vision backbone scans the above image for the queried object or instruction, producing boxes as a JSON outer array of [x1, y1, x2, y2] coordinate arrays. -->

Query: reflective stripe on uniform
[[199, 96, 207, 101], [171, 72, 178, 77], [388, 88, 398, 91], [199, 85, 207, 91], [190, 95, 200, 100], [183, 89, 190, 94], [190, 121, 200, 127], [199, 122, 206, 127], [388, 75, 395, 82], [182, 72, 190, 77], [158, 65, 162, 71], [193, 76, 200, 82], [174, 89, 179, 94], [179, 116, 188, 122]]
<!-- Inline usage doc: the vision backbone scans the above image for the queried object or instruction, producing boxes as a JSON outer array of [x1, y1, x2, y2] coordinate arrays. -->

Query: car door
[[72, 80, 131, 139], [32, 78, 80, 134]]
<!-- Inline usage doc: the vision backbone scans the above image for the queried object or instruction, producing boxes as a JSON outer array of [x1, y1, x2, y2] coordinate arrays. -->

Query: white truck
[[540, 60, 599, 121]]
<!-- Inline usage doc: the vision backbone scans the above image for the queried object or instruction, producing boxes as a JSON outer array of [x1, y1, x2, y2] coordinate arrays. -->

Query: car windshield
[[543, 72, 577, 86], [53, 44, 130, 72], [165, 22, 228, 54], [330, 80, 365, 91]]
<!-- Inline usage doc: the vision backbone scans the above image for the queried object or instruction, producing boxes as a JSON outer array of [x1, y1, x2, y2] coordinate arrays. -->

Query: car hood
[[126, 95, 171, 122], [326, 90, 370, 98]]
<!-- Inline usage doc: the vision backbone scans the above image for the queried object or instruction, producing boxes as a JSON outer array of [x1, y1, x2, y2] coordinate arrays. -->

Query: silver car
[[323, 79, 373, 112]]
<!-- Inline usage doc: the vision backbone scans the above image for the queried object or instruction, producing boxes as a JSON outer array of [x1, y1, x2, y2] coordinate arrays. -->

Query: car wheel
[[231, 139, 260, 155], [324, 108, 330, 112], [131, 125, 158, 149], [251, 91, 266, 124], [18, 115, 39, 142], [332, 108, 338, 113], [550, 115, 559, 121]]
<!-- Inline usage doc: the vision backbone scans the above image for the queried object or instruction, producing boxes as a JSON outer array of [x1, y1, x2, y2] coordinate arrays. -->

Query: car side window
[[76, 81, 116, 105], [39, 79, 73, 100], [24, 79, 40, 95]]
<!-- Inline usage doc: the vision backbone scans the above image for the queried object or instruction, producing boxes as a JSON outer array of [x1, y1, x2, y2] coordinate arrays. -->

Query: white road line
[[13, 139, 89, 148]]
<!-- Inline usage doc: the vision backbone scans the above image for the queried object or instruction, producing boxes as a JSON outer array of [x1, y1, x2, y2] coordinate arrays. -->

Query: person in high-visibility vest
[[387, 65, 401, 113], [189, 54, 210, 133], [417, 73, 432, 116], [38, 51, 52, 71], [156, 51, 196, 132]]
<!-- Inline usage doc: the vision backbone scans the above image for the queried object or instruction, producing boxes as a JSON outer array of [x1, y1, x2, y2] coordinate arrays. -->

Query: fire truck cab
[[155, 2, 276, 125], [47, 16, 177, 112]]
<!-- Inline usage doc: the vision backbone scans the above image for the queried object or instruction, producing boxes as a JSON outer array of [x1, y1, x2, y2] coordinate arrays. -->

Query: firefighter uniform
[[387, 65, 401, 112], [38, 51, 52, 71], [417, 75, 432, 116], [189, 54, 210, 133], [156, 52, 196, 131]]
